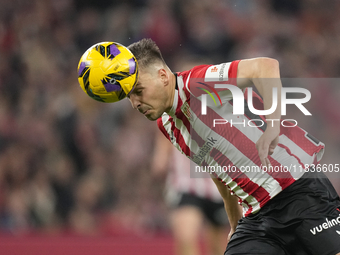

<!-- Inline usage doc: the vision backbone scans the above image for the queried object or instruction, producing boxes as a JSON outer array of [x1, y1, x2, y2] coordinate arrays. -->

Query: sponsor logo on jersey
[[211, 66, 218, 72], [309, 213, 340, 235], [218, 63, 226, 81], [204, 63, 230, 82], [192, 137, 218, 165]]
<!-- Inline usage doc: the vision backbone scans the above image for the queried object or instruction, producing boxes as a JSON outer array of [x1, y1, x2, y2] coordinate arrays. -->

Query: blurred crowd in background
[[0, 0, 340, 238]]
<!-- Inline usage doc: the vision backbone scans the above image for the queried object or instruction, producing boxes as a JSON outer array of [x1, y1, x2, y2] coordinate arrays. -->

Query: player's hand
[[256, 127, 280, 169]]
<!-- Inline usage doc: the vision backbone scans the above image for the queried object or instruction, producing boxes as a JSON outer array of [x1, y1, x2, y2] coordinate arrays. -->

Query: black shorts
[[171, 192, 228, 227], [225, 171, 340, 255]]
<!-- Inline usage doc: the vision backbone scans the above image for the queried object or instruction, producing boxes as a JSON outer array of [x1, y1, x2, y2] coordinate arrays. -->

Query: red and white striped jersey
[[157, 61, 325, 217]]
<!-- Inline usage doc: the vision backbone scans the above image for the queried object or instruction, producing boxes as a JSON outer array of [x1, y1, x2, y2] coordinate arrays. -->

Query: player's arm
[[211, 176, 243, 242], [236, 58, 282, 168]]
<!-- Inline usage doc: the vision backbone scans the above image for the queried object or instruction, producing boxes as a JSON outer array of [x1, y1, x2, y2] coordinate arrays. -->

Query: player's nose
[[128, 95, 141, 110]]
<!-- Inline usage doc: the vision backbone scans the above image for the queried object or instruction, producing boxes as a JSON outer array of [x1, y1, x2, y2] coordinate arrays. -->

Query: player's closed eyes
[[135, 89, 143, 95]]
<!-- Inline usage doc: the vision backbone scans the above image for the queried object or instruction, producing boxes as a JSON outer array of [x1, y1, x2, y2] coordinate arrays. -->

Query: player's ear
[[158, 68, 169, 85]]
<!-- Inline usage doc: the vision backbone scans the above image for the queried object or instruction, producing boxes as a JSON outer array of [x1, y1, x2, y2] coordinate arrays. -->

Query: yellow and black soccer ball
[[77, 42, 138, 103]]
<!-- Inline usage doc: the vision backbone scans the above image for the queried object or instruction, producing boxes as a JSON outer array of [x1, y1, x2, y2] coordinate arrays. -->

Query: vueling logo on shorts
[[192, 137, 218, 165], [310, 214, 340, 235]]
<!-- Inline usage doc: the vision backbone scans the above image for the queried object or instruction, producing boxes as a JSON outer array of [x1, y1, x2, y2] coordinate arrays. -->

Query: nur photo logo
[[196, 80, 312, 129], [200, 84, 311, 116], [197, 82, 222, 108]]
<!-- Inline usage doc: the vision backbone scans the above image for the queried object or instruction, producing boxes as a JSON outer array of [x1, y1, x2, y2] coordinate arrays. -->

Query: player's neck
[[165, 72, 177, 114]]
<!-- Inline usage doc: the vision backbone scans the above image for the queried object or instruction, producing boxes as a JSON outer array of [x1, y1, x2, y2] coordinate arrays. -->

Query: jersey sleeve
[[184, 60, 241, 98], [203, 60, 240, 84]]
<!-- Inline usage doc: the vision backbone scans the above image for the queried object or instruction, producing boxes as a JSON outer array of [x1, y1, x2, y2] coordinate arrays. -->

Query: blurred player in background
[[152, 130, 229, 255]]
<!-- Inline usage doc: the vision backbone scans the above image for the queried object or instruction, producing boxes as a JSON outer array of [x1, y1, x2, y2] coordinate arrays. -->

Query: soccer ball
[[77, 42, 138, 103]]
